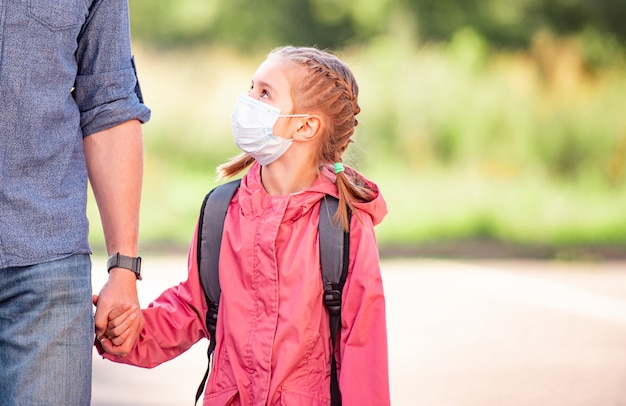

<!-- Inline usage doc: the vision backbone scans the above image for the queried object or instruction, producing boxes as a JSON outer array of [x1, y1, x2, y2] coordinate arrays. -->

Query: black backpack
[[194, 179, 350, 405]]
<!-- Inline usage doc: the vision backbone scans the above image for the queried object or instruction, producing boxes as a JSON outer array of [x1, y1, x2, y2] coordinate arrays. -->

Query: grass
[[371, 166, 626, 245]]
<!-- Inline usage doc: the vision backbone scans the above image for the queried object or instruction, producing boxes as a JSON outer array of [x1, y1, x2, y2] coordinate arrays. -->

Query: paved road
[[91, 257, 626, 405]]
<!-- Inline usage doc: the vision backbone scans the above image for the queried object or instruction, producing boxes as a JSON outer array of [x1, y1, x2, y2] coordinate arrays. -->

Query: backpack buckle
[[324, 289, 342, 316], [206, 302, 219, 330]]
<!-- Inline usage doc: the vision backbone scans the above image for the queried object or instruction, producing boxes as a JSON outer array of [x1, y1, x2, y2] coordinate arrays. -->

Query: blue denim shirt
[[0, 0, 151, 268]]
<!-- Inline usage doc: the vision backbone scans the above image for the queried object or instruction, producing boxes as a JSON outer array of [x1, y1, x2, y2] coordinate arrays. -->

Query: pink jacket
[[101, 163, 390, 405]]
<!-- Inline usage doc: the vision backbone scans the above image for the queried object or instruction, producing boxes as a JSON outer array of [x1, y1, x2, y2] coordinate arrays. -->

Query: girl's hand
[[93, 294, 139, 355]]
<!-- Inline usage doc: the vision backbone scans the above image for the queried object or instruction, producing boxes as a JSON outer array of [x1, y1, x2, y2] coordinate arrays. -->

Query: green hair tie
[[333, 162, 345, 174]]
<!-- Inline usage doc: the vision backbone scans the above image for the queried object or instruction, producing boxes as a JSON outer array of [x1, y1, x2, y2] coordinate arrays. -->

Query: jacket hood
[[238, 163, 387, 226]]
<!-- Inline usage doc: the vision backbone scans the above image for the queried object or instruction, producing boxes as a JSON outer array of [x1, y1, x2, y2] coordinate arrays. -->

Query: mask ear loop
[[277, 114, 311, 141]]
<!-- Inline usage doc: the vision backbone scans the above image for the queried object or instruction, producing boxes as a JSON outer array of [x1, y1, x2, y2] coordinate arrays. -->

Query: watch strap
[[107, 253, 142, 280]]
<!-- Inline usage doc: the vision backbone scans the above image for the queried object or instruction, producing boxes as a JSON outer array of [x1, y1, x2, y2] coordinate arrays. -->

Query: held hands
[[93, 294, 141, 355], [93, 269, 144, 356]]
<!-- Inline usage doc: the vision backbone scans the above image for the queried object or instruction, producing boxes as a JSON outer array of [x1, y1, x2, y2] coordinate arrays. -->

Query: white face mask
[[230, 94, 307, 165]]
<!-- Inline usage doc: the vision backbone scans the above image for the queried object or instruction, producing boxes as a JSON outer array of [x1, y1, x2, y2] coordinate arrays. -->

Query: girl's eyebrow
[[252, 79, 277, 94]]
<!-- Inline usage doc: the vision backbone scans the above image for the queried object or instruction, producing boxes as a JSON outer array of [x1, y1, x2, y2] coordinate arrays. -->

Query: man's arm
[[84, 119, 145, 356]]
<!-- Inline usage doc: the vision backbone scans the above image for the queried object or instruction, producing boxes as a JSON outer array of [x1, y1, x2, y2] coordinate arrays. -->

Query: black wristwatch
[[107, 253, 142, 280]]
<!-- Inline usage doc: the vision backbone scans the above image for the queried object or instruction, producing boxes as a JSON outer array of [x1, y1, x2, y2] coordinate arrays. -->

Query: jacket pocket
[[28, 0, 85, 31], [205, 386, 240, 405], [280, 386, 330, 406]]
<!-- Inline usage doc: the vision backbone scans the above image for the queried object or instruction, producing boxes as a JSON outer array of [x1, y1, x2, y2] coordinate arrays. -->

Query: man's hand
[[93, 293, 139, 354], [94, 269, 144, 356]]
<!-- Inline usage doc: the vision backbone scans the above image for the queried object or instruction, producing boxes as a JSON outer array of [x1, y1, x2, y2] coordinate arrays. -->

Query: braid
[[271, 46, 375, 231], [216, 153, 255, 179]]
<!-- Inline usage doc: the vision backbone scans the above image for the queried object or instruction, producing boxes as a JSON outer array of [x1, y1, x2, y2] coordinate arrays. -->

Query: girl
[[96, 46, 390, 405]]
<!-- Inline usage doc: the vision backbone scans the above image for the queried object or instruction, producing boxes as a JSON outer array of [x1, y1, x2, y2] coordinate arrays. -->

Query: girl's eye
[[248, 82, 270, 99]]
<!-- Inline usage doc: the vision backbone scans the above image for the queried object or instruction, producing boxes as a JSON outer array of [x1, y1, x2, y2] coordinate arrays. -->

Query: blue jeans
[[0, 254, 93, 406]]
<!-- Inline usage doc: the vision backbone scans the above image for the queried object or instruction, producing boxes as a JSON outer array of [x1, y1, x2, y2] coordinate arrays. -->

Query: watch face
[[135, 257, 142, 280]]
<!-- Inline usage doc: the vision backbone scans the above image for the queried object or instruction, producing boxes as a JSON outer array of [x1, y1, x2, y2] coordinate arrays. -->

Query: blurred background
[[88, 0, 626, 259]]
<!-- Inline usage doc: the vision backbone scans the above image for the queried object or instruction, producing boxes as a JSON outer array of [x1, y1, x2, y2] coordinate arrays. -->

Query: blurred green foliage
[[129, 0, 626, 60], [86, 1, 626, 255]]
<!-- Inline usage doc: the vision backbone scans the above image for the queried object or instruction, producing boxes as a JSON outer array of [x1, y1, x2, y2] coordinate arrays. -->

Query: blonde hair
[[217, 46, 375, 230]]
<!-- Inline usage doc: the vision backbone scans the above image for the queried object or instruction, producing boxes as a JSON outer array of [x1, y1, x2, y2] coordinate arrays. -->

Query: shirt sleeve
[[337, 212, 391, 405], [73, 0, 150, 136], [99, 226, 209, 368]]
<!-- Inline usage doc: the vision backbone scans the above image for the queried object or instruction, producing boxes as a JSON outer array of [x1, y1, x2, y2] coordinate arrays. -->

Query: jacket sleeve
[[338, 212, 391, 405], [99, 223, 209, 368]]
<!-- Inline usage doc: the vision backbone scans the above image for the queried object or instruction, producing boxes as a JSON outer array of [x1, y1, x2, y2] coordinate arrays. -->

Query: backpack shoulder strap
[[197, 179, 241, 305], [195, 178, 241, 405], [319, 195, 350, 406]]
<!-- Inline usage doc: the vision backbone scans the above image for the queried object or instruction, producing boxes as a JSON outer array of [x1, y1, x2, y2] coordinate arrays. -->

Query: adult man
[[0, 0, 150, 404]]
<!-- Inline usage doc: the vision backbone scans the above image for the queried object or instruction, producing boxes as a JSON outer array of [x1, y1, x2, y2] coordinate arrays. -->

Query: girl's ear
[[294, 115, 322, 141]]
